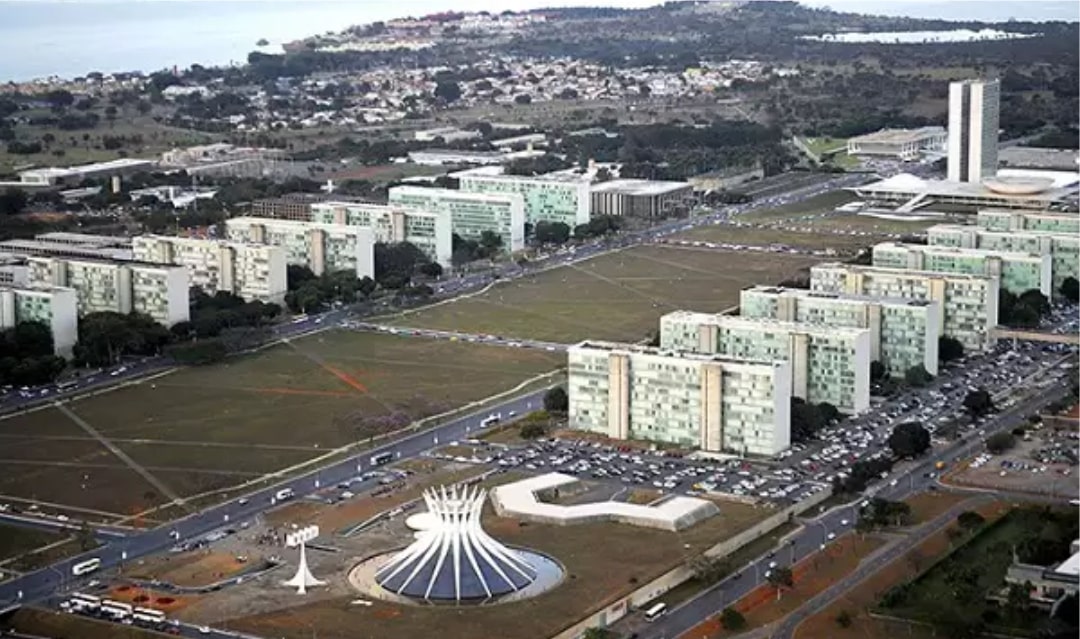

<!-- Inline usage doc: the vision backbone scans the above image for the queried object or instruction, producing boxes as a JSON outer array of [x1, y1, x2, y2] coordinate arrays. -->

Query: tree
[[418, 261, 443, 278], [76, 522, 96, 551], [544, 386, 568, 413], [520, 421, 547, 439], [533, 221, 571, 245], [938, 335, 964, 363], [688, 555, 731, 585], [514, 94, 533, 105], [434, 81, 462, 103], [870, 360, 887, 381], [835, 610, 853, 628], [985, 431, 1016, 454], [720, 607, 746, 631], [1060, 276, 1079, 303], [962, 388, 995, 417], [767, 566, 794, 599], [956, 510, 986, 531], [904, 364, 933, 388], [887, 422, 930, 458], [0, 188, 28, 216]]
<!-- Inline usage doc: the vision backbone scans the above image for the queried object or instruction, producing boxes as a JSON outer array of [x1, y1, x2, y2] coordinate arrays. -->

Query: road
[[639, 384, 1071, 639], [0, 387, 547, 609]]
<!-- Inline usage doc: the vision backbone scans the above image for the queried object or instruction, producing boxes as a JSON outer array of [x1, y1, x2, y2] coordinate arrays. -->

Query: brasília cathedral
[[375, 485, 537, 602]]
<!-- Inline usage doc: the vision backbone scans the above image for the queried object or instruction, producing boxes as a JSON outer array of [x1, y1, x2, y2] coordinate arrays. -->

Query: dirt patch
[[108, 584, 196, 612], [129, 551, 253, 589], [903, 491, 971, 524]]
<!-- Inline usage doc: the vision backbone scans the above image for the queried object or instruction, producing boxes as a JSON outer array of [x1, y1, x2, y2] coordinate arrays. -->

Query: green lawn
[[801, 136, 848, 157], [741, 190, 860, 223], [386, 245, 821, 343], [0, 524, 65, 564], [0, 331, 562, 518]]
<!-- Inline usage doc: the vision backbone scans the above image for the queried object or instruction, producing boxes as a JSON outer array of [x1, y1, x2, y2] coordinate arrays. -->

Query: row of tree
[[0, 322, 66, 386]]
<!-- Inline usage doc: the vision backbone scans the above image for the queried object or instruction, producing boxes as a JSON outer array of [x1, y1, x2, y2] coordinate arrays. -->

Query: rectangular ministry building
[[387, 186, 525, 253], [225, 217, 375, 279], [976, 210, 1080, 235], [0, 286, 79, 358], [567, 341, 792, 457], [589, 179, 695, 218], [740, 286, 940, 379], [872, 241, 1051, 297], [927, 224, 1078, 298], [659, 312, 871, 414], [457, 172, 591, 228], [310, 201, 453, 268], [810, 263, 999, 353], [133, 236, 287, 305], [28, 256, 189, 327]]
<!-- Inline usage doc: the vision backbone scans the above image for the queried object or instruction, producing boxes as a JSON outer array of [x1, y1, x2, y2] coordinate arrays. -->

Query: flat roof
[[19, 158, 154, 178], [0, 239, 133, 260], [572, 339, 787, 370], [662, 310, 870, 337], [35, 232, 132, 247], [225, 217, 371, 234], [590, 179, 691, 196], [1054, 549, 1080, 578], [848, 127, 946, 145], [929, 223, 1079, 241], [25, 253, 181, 271], [852, 172, 1075, 204], [874, 241, 1046, 260], [813, 262, 998, 283], [999, 146, 1080, 171], [490, 472, 718, 532], [389, 185, 520, 204], [743, 285, 935, 308]]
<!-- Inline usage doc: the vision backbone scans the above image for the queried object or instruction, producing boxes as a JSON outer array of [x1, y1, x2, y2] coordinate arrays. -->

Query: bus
[[643, 602, 668, 622], [132, 607, 167, 625], [71, 558, 101, 576], [370, 451, 393, 466], [274, 488, 294, 501], [100, 600, 133, 620], [68, 593, 101, 612]]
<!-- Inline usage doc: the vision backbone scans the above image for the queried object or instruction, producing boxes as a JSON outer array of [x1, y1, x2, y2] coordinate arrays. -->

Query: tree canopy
[[887, 422, 930, 459]]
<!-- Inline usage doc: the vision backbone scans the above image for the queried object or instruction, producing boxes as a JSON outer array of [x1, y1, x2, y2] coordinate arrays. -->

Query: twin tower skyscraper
[[946, 78, 1001, 184]]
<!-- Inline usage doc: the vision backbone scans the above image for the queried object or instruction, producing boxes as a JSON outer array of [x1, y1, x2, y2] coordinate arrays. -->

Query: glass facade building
[[457, 173, 591, 228], [225, 217, 375, 279], [740, 286, 940, 379], [810, 263, 999, 353], [928, 224, 1078, 299], [27, 256, 189, 327], [133, 236, 287, 305], [659, 312, 871, 414], [310, 201, 453, 268], [568, 341, 792, 457], [388, 186, 525, 253], [0, 286, 79, 358], [872, 242, 1051, 297]]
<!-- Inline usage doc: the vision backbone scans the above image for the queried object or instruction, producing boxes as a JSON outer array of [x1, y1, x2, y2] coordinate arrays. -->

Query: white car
[[841, 519, 850, 526], [827, 532, 836, 540]]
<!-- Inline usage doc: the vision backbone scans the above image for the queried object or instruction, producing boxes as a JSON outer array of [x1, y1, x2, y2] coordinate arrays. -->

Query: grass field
[[741, 190, 860, 223], [0, 524, 65, 564], [0, 331, 561, 520], [800, 136, 848, 157], [228, 501, 773, 639], [387, 245, 821, 343], [0, 608, 164, 639]]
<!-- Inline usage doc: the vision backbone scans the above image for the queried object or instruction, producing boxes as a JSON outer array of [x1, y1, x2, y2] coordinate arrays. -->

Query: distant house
[[1004, 539, 1080, 609]]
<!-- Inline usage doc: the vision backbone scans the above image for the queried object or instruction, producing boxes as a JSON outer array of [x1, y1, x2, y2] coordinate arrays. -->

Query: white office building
[[568, 341, 792, 457], [27, 256, 190, 327], [310, 201, 453, 268], [225, 217, 375, 279], [0, 286, 79, 358], [947, 79, 1000, 183], [810, 263, 999, 353], [659, 312, 871, 414], [387, 186, 526, 252], [132, 236, 287, 305], [740, 286, 941, 379]]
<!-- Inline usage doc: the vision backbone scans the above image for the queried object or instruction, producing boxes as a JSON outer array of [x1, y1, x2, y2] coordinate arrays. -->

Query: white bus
[[132, 607, 167, 625], [274, 488, 294, 501], [370, 451, 393, 466], [100, 600, 133, 620], [643, 602, 668, 622], [68, 593, 101, 612], [71, 557, 101, 576]]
